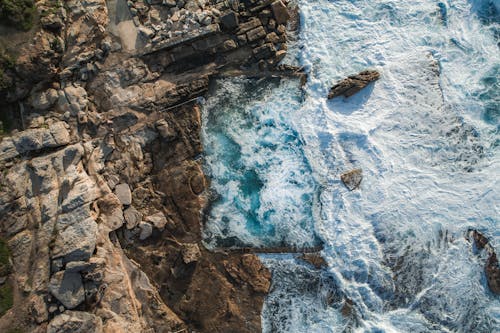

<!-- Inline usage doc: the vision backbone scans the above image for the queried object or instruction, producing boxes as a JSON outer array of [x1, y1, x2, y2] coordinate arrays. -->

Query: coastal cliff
[[0, 0, 297, 332]]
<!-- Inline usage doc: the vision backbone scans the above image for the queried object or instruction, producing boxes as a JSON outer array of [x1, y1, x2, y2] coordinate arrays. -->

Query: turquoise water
[[202, 0, 499, 331]]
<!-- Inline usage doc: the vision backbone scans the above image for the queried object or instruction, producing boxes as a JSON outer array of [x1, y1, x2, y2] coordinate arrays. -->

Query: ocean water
[[202, 0, 499, 332]]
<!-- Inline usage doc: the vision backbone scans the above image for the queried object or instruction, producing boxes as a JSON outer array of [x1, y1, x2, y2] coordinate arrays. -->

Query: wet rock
[[220, 11, 239, 30], [31, 88, 59, 110], [115, 183, 132, 205], [340, 168, 363, 191], [47, 311, 103, 333], [486, 253, 500, 295], [328, 70, 380, 99], [124, 206, 142, 229], [300, 253, 328, 269], [271, 0, 290, 25], [48, 271, 85, 309]]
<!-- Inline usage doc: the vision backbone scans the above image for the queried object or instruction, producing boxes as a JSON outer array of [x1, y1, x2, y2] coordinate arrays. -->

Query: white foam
[[261, 0, 500, 331]]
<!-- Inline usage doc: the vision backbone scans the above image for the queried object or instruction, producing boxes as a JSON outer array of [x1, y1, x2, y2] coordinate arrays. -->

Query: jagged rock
[[115, 183, 132, 206], [139, 222, 153, 240], [52, 216, 98, 263], [271, 0, 290, 24], [31, 88, 59, 110], [145, 212, 169, 230], [181, 243, 201, 264], [486, 253, 500, 294], [57, 85, 88, 115], [341, 169, 363, 191], [253, 43, 276, 60], [156, 119, 177, 140], [47, 311, 103, 333], [328, 70, 380, 99], [124, 206, 142, 229], [300, 253, 328, 269], [224, 254, 271, 293], [48, 271, 85, 309], [0, 121, 70, 161], [220, 11, 239, 30], [247, 26, 267, 42]]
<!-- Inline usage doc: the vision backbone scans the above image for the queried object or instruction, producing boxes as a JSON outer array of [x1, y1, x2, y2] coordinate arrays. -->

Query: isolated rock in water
[[341, 169, 363, 190], [115, 183, 132, 205], [47, 311, 103, 333], [300, 253, 328, 269], [328, 70, 380, 99], [486, 253, 500, 295], [48, 271, 85, 309], [124, 206, 142, 229]]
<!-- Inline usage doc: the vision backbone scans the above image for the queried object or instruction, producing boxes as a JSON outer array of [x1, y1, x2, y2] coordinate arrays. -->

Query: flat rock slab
[[341, 169, 363, 191], [49, 271, 85, 309], [328, 70, 380, 99], [115, 183, 132, 205]]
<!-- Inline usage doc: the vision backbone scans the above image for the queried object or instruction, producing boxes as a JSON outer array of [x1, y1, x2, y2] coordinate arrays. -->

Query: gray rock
[[115, 183, 132, 205], [52, 217, 98, 264], [138, 222, 153, 240], [124, 206, 142, 229], [65, 261, 93, 273], [328, 70, 380, 99], [220, 11, 239, 30], [155, 119, 177, 141], [31, 88, 59, 110], [145, 212, 168, 230], [340, 169, 363, 191], [57, 85, 88, 116], [47, 311, 103, 333], [49, 271, 85, 309]]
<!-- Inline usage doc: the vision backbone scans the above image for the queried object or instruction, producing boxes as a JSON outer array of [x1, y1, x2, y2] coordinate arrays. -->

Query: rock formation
[[0, 0, 297, 332], [340, 168, 363, 191], [467, 230, 500, 295], [328, 70, 380, 99]]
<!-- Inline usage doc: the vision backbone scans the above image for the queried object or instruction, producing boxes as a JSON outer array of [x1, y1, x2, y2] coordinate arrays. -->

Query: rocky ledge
[[0, 0, 298, 332]]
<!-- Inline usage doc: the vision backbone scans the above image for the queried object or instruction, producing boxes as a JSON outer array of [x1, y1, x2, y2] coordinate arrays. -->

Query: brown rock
[[340, 169, 363, 191], [300, 253, 328, 269], [246, 26, 267, 42], [328, 70, 380, 99], [271, 0, 291, 25]]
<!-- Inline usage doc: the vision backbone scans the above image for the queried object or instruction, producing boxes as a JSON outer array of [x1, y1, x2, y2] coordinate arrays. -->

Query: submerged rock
[[328, 70, 380, 99], [340, 168, 363, 191]]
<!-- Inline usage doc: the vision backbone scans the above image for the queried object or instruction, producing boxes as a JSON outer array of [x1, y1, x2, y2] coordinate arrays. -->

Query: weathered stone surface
[[155, 119, 177, 140], [220, 11, 239, 30], [47, 311, 103, 333], [0, 122, 70, 161], [271, 0, 291, 24], [115, 183, 132, 205], [48, 271, 85, 309], [340, 169, 363, 191], [224, 254, 271, 293], [139, 222, 153, 240], [328, 70, 380, 99], [57, 85, 89, 115], [52, 216, 98, 263], [31, 88, 59, 110], [253, 43, 276, 60], [486, 253, 500, 294], [181, 243, 201, 264], [145, 212, 168, 230], [124, 206, 142, 229], [247, 26, 267, 42]]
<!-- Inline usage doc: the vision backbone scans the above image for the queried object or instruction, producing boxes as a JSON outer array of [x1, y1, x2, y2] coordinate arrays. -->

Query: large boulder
[[47, 311, 103, 333], [48, 271, 85, 309], [486, 253, 500, 295], [220, 11, 239, 30], [271, 0, 290, 25], [328, 70, 380, 99]]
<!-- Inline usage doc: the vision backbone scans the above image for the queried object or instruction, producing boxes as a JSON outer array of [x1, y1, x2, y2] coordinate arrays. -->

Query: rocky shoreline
[[0, 0, 302, 332]]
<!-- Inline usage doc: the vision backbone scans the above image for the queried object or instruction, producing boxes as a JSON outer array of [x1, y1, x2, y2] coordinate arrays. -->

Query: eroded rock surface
[[340, 168, 363, 191], [0, 0, 293, 331], [328, 70, 380, 99]]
